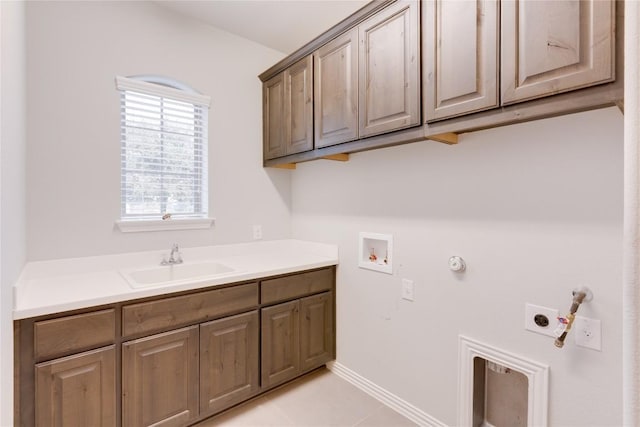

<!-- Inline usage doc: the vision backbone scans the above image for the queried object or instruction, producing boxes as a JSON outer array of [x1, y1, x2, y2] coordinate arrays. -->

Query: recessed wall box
[[358, 232, 393, 274]]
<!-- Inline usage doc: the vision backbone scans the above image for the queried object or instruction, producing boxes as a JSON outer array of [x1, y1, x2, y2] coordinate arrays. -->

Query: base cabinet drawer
[[35, 346, 116, 427], [34, 309, 115, 361]]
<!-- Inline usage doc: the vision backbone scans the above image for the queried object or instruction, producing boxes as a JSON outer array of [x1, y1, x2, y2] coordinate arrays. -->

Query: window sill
[[115, 218, 215, 233]]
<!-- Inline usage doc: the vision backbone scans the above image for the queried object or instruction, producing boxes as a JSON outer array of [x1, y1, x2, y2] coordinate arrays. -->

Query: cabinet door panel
[[501, 0, 615, 104], [359, 0, 420, 137], [286, 56, 314, 155], [263, 73, 286, 160], [261, 300, 300, 389], [424, 0, 498, 121], [122, 326, 199, 427], [200, 311, 259, 416], [35, 346, 115, 427], [300, 292, 334, 371], [314, 28, 359, 148]]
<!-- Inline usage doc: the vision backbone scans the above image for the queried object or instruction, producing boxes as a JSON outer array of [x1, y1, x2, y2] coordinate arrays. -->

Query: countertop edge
[[13, 240, 339, 320]]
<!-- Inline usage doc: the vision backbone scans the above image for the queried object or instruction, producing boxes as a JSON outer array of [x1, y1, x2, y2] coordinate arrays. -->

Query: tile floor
[[195, 368, 417, 427]]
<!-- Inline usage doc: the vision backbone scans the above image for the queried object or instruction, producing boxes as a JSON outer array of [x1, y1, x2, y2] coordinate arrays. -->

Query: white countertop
[[13, 239, 338, 320]]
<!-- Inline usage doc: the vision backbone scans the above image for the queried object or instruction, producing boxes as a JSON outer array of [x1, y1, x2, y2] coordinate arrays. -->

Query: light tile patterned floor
[[195, 368, 417, 427]]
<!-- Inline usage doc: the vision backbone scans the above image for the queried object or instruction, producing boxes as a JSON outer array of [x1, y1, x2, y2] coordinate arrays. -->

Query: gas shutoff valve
[[448, 256, 466, 272]]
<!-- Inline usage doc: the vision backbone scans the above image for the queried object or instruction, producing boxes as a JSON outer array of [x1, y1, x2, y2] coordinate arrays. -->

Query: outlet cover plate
[[574, 316, 602, 351], [525, 303, 559, 337], [252, 224, 262, 240]]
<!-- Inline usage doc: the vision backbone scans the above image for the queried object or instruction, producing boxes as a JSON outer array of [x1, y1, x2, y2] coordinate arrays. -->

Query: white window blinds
[[116, 76, 211, 221]]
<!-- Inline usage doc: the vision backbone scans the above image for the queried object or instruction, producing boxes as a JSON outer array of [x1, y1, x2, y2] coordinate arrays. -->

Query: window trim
[[115, 217, 215, 233], [115, 75, 213, 231], [115, 76, 211, 107]]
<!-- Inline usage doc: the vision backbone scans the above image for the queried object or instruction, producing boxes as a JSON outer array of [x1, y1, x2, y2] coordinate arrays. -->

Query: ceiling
[[156, 1, 370, 55]]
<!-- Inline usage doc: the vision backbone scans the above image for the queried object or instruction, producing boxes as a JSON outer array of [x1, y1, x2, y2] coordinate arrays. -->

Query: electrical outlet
[[401, 279, 414, 301], [525, 303, 559, 337], [574, 316, 602, 351], [252, 224, 262, 240]]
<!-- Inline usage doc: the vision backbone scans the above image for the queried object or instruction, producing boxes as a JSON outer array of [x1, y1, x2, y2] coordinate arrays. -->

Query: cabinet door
[[286, 55, 314, 155], [300, 292, 334, 372], [261, 300, 300, 389], [359, 0, 420, 137], [200, 311, 259, 416], [263, 73, 286, 160], [501, 0, 615, 104], [424, 0, 498, 121], [314, 28, 359, 148], [35, 346, 115, 427], [122, 326, 199, 427]]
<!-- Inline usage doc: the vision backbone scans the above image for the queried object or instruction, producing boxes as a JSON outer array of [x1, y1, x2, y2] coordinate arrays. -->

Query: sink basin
[[121, 262, 237, 288]]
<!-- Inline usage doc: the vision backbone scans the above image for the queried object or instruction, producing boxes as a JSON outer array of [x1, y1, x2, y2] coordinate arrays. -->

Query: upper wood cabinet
[[424, 0, 615, 121], [263, 56, 313, 160], [359, 0, 420, 137], [423, 0, 499, 121], [262, 0, 422, 160], [501, 0, 615, 104], [286, 56, 314, 154], [314, 28, 359, 148], [263, 73, 286, 159], [260, 0, 620, 164]]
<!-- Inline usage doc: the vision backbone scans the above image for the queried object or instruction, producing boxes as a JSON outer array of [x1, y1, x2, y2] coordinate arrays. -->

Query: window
[[115, 76, 212, 230]]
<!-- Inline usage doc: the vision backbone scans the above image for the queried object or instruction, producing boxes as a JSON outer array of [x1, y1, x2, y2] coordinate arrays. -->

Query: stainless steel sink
[[121, 262, 237, 288]]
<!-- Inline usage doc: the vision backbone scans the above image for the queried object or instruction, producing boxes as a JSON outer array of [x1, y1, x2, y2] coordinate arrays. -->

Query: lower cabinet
[[122, 326, 199, 427], [300, 292, 334, 372], [35, 346, 116, 427], [261, 300, 300, 388], [18, 267, 335, 427], [200, 311, 259, 416], [262, 292, 334, 390], [122, 312, 261, 427]]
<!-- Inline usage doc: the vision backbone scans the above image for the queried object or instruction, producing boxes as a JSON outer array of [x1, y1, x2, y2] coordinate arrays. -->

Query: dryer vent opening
[[473, 357, 528, 427]]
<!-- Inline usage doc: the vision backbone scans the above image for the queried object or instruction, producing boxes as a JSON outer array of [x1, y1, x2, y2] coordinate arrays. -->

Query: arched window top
[[127, 74, 202, 95], [115, 75, 211, 107]]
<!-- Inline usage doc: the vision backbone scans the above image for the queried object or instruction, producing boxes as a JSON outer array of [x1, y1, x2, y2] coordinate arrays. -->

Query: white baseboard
[[327, 361, 447, 427]]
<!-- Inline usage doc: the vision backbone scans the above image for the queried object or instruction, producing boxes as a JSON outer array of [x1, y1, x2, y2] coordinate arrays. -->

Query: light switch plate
[[401, 279, 414, 301]]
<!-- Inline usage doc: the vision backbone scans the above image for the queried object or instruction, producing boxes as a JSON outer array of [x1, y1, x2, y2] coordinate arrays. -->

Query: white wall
[[291, 107, 624, 425], [26, 1, 289, 261], [1, 2, 27, 425]]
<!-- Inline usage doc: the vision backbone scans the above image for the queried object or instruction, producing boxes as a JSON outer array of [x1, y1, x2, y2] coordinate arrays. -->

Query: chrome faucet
[[161, 243, 183, 265]]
